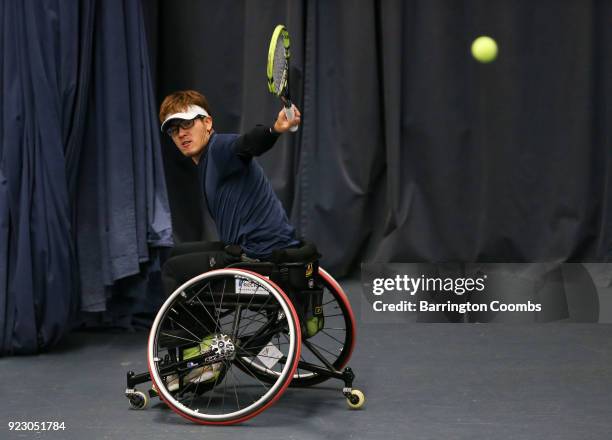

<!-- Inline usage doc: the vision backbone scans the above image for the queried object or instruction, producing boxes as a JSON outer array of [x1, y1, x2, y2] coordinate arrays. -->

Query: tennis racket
[[267, 24, 298, 132]]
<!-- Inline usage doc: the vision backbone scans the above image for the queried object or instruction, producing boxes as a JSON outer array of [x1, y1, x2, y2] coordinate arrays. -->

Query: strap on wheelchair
[[224, 244, 261, 263], [269, 242, 320, 264], [224, 244, 242, 258], [225, 242, 321, 264]]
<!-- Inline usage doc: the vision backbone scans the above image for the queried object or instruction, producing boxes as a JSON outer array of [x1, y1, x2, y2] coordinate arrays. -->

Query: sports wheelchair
[[125, 243, 364, 425]]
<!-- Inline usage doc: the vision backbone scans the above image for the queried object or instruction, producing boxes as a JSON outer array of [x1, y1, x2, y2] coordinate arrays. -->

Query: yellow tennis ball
[[471, 36, 498, 63]]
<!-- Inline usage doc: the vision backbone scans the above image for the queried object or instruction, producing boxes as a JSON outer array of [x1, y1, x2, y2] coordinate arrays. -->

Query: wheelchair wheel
[[147, 268, 301, 425], [238, 267, 356, 387]]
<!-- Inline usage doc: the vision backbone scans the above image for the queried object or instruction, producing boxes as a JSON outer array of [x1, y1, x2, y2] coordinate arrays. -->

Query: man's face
[[168, 116, 213, 162]]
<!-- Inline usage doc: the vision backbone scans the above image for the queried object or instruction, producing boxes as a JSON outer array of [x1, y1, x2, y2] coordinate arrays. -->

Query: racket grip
[[284, 105, 299, 132]]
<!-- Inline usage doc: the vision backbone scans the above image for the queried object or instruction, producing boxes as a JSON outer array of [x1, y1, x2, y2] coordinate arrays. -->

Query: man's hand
[[273, 105, 301, 133]]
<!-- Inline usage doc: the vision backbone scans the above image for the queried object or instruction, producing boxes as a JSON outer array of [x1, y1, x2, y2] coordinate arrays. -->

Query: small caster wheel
[[129, 390, 149, 410], [347, 389, 365, 409]]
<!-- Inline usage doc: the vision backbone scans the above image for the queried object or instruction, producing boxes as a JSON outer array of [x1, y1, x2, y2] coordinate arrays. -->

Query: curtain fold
[[0, 0, 172, 355]]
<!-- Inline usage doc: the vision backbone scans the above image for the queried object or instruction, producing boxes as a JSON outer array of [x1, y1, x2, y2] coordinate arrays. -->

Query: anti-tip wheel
[[347, 389, 365, 409], [129, 390, 149, 410]]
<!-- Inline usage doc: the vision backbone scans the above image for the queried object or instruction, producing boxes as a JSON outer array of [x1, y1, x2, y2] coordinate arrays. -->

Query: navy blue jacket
[[197, 127, 299, 258]]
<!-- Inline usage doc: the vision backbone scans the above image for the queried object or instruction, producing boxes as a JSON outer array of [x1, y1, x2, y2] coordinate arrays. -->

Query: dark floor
[[1, 280, 611, 440]]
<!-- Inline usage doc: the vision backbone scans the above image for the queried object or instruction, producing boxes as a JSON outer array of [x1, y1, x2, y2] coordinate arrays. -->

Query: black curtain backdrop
[[144, 0, 612, 276]]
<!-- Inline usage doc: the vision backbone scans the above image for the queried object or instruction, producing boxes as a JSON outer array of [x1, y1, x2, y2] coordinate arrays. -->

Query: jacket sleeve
[[233, 125, 281, 160]]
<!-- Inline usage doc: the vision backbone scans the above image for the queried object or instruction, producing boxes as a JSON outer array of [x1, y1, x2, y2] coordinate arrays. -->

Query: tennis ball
[[471, 36, 498, 63], [306, 317, 322, 338]]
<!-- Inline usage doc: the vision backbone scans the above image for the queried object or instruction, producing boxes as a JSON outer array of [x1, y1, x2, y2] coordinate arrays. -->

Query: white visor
[[161, 105, 210, 132]]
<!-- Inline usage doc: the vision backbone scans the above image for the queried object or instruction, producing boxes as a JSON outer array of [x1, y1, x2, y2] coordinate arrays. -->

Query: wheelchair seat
[[226, 242, 323, 336], [227, 241, 320, 288]]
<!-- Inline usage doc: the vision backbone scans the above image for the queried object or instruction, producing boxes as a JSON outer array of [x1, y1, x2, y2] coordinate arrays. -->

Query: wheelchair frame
[[125, 263, 364, 425]]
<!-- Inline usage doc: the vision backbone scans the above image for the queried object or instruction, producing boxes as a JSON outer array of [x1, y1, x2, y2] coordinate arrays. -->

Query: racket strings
[[272, 36, 288, 94]]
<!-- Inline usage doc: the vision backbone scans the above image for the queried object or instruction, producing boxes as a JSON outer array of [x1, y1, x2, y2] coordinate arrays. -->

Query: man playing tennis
[[159, 90, 302, 296]]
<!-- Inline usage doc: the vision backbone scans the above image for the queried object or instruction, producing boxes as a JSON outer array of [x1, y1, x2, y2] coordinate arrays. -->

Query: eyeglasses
[[165, 116, 204, 137]]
